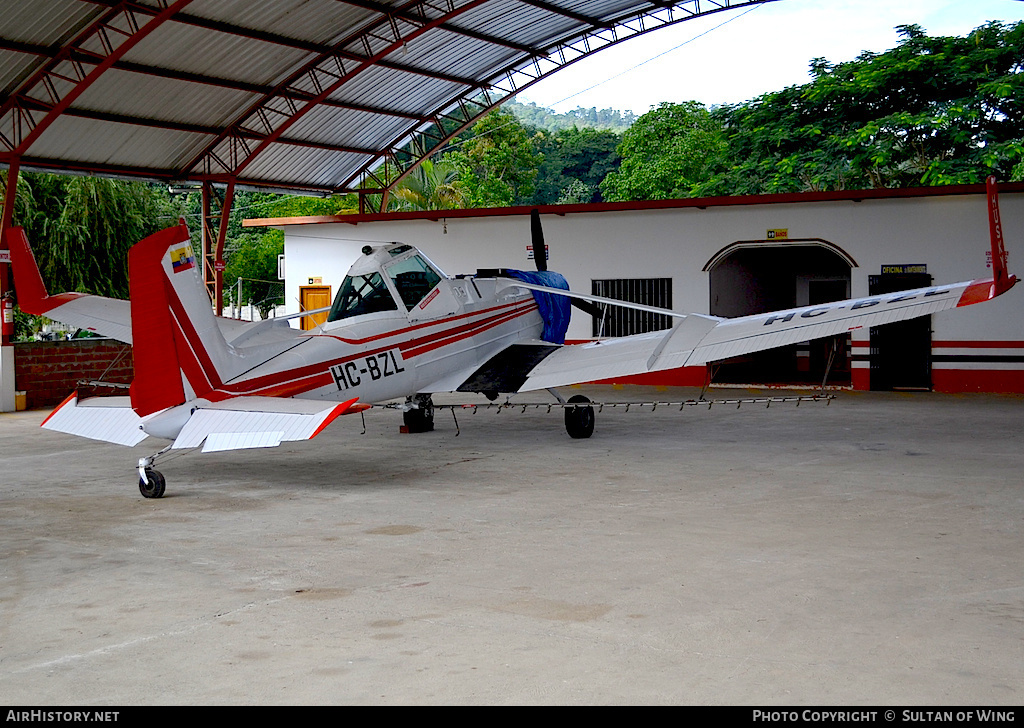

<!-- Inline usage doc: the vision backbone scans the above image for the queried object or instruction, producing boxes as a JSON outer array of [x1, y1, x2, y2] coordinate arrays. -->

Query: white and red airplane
[[6, 178, 1017, 498]]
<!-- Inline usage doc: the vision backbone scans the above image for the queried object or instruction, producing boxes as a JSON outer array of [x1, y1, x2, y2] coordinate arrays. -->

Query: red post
[[1, 160, 20, 411], [215, 180, 235, 316], [1, 159, 20, 345]]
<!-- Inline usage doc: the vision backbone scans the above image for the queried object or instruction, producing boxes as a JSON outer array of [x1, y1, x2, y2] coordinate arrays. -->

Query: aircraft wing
[[512, 277, 1001, 392], [6, 225, 318, 345], [504, 175, 1017, 393]]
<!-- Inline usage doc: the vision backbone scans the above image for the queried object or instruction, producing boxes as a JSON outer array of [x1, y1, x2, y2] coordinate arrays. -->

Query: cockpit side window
[[326, 272, 398, 322], [386, 256, 443, 310]]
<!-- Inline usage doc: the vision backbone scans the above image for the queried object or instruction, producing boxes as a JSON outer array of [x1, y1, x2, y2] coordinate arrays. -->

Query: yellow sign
[[766, 229, 789, 240], [308, 277, 323, 285]]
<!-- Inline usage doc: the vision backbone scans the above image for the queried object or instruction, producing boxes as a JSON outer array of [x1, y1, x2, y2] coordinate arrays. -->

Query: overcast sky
[[516, 0, 1024, 114]]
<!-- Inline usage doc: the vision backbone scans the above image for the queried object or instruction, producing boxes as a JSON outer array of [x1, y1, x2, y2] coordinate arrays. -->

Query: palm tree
[[390, 159, 466, 211]]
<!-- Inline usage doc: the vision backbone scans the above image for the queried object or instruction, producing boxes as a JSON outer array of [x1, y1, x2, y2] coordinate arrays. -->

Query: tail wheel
[[139, 469, 166, 498], [564, 395, 594, 439]]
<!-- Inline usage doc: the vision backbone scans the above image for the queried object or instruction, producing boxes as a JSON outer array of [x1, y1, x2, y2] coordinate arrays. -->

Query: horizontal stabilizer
[[6, 227, 134, 343], [40, 393, 148, 447], [171, 396, 362, 452]]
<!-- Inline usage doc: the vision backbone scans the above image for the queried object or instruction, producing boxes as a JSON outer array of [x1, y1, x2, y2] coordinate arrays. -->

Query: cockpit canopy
[[327, 244, 444, 323]]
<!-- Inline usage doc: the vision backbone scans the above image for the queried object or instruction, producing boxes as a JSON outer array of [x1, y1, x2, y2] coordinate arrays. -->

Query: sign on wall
[[880, 264, 927, 274]]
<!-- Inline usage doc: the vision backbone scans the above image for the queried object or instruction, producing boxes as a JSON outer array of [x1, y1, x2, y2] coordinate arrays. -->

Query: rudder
[[129, 222, 231, 416]]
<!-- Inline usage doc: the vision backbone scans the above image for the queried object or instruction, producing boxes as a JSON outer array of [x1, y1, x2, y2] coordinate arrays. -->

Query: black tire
[[403, 397, 434, 433], [139, 469, 166, 499], [564, 395, 594, 439]]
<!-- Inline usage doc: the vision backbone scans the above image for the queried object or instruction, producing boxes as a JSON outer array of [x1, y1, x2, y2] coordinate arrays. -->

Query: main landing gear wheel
[[139, 469, 166, 499], [403, 394, 435, 433], [564, 395, 595, 439]]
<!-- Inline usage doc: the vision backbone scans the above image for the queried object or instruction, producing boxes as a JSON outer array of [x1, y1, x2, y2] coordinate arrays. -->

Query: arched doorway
[[705, 240, 856, 386]]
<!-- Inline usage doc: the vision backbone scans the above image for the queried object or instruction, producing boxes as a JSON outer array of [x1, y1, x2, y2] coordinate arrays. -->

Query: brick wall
[[14, 339, 134, 410]]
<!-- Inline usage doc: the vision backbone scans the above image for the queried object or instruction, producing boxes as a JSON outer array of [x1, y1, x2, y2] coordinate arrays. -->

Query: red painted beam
[[185, 0, 492, 179], [0, 0, 196, 159]]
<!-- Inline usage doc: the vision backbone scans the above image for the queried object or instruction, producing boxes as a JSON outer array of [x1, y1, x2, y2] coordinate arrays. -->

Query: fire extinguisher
[[2, 296, 13, 338]]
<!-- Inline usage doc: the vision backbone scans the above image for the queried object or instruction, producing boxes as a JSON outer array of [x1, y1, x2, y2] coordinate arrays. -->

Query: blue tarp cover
[[507, 269, 572, 344]]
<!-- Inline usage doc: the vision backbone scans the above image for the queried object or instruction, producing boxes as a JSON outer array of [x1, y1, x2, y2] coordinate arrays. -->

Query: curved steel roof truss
[[0, 0, 778, 197], [347, 0, 774, 199], [0, 0, 197, 157]]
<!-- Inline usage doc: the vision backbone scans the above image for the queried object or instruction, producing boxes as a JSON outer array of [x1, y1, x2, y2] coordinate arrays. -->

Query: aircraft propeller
[[530, 209, 605, 322]]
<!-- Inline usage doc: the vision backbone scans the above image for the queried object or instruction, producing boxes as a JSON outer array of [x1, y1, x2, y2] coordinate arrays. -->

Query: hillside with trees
[[503, 100, 637, 132]]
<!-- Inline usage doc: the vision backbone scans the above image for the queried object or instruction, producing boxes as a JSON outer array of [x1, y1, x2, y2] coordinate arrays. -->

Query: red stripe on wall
[[933, 341, 1024, 349], [933, 369, 1024, 393]]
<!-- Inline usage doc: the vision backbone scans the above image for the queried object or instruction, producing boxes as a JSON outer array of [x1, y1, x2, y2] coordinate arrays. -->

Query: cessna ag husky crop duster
[[7, 178, 1017, 498]]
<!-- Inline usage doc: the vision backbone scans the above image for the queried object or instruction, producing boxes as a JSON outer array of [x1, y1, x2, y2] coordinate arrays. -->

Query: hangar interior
[[1, 1, 1023, 706]]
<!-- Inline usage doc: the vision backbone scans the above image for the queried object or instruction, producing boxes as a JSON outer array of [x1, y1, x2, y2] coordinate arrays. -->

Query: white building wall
[[275, 189, 1024, 391]]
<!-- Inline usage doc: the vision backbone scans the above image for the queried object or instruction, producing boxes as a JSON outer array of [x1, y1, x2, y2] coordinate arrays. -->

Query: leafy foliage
[[13, 174, 175, 299], [697, 21, 1024, 195], [504, 99, 637, 132], [441, 110, 543, 207], [223, 231, 284, 319], [390, 159, 467, 211], [533, 126, 621, 204], [600, 102, 727, 201]]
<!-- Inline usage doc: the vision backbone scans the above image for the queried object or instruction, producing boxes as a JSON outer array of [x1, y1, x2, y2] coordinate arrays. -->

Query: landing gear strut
[[403, 394, 435, 433]]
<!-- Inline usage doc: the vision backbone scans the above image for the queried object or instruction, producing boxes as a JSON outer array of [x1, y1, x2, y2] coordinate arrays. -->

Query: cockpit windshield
[[386, 255, 442, 310], [326, 272, 398, 322]]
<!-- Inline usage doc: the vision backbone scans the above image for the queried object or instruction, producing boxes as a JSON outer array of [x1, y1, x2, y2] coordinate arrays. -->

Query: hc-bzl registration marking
[[330, 348, 406, 390], [762, 289, 951, 325]]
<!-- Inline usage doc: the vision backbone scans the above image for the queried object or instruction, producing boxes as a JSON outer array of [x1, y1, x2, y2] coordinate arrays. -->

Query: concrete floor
[[0, 385, 1021, 705]]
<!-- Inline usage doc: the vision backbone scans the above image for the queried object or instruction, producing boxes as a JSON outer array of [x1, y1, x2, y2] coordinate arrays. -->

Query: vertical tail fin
[[129, 222, 231, 416]]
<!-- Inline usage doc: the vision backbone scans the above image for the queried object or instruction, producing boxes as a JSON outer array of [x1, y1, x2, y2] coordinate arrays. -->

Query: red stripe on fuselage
[[204, 300, 539, 400], [312, 298, 530, 346], [402, 305, 534, 359], [165, 281, 223, 394]]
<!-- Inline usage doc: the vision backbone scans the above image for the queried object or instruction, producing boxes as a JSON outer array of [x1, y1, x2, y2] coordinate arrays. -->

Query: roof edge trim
[[242, 182, 1024, 228]]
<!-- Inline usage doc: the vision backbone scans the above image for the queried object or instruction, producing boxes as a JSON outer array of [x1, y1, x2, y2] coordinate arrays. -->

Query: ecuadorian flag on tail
[[170, 245, 195, 273]]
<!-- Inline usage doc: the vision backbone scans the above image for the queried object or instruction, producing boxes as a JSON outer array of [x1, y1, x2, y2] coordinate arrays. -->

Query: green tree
[[224, 231, 284, 319], [699, 21, 1024, 195], [600, 102, 727, 201], [503, 100, 636, 133], [533, 126, 621, 204], [0, 168, 35, 226], [17, 174, 174, 299], [442, 110, 542, 207], [390, 159, 466, 211]]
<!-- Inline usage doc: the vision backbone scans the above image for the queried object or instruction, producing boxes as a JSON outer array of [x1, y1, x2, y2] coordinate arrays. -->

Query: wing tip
[[308, 397, 366, 439], [957, 274, 1018, 307]]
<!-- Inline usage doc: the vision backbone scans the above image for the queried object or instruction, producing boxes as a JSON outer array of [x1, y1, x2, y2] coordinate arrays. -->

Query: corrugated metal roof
[[0, 0, 776, 197]]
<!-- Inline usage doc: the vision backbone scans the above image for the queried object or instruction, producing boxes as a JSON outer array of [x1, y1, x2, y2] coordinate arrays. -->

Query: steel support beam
[[201, 180, 234, 316], [0, 0, 196, 160], [0, 159, 20, 411], [187, 0, 492, 181], [347, 0, 776, 208]]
